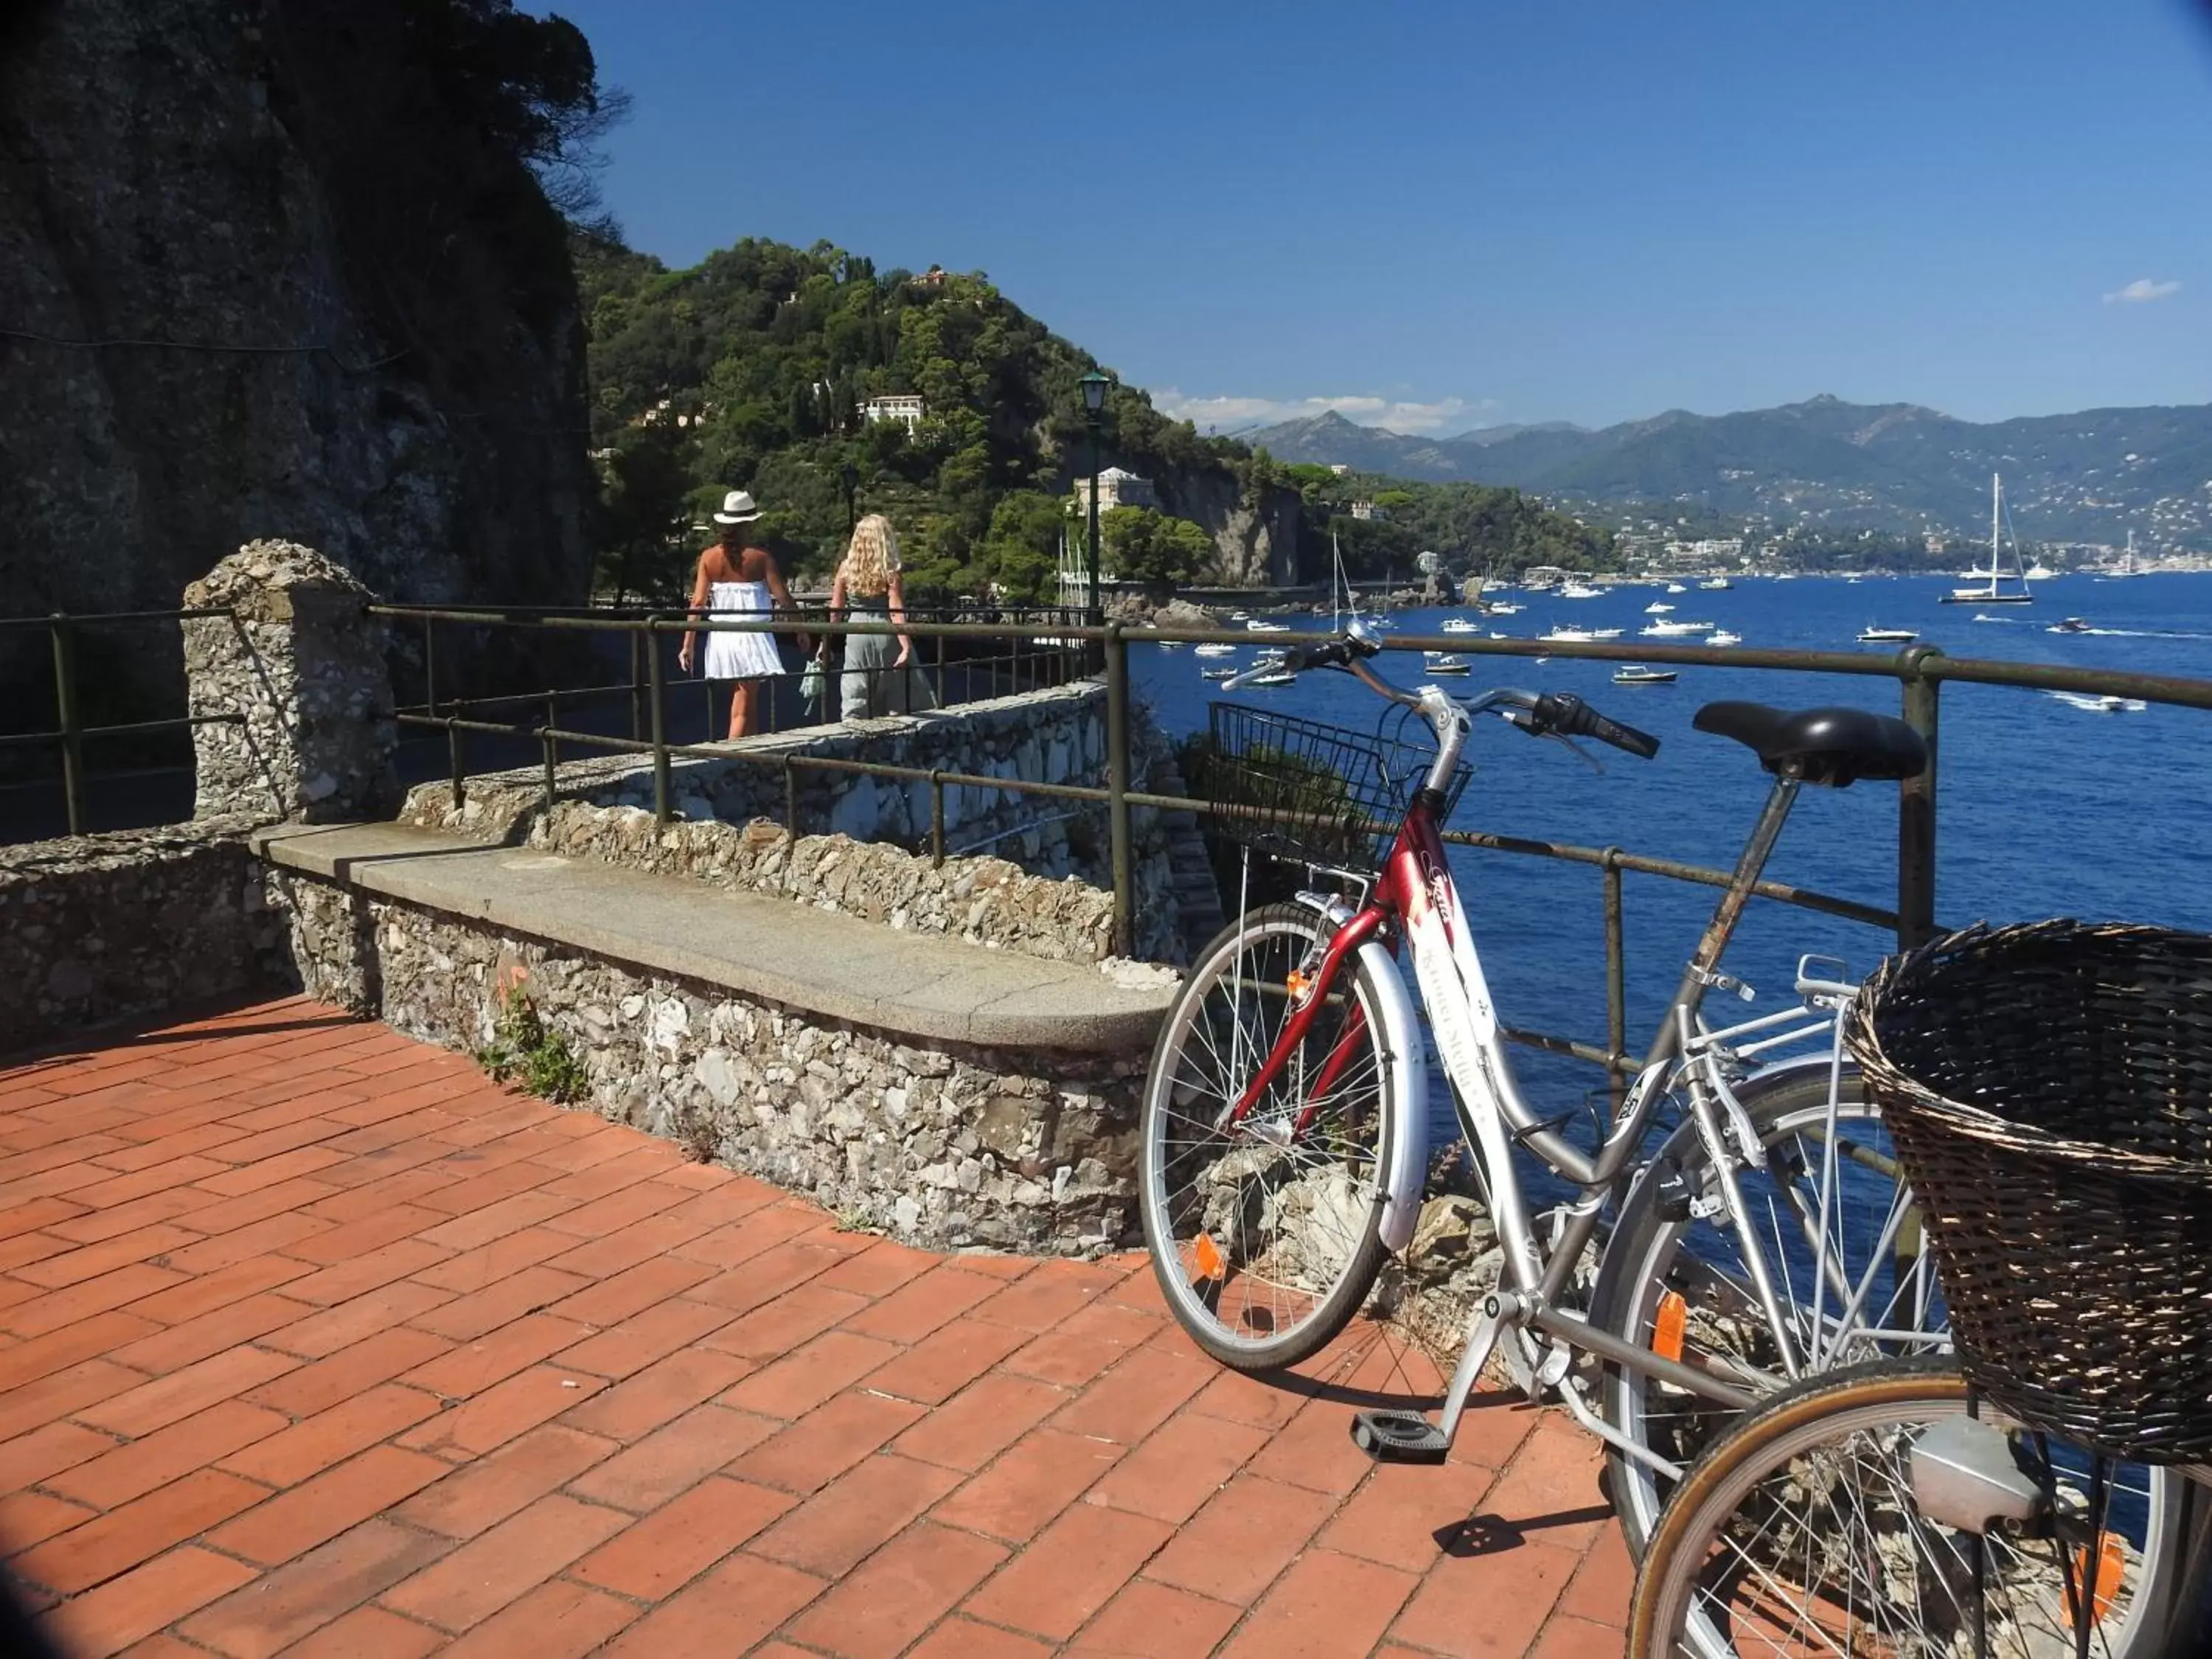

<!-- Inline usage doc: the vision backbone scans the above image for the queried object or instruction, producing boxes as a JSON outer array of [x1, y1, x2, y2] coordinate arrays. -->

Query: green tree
[[1102, 507, 1213, 587]]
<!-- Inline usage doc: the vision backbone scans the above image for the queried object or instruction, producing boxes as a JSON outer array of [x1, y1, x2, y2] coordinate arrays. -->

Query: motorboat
[[2025, 562, 2059, 581], [1666, 582, 1688, 594], [1440, 618, 1481, 633], [1246, 668, 1296, 688], [1247, 619, 1290, 633], [1559, 582, 1605, 599], [1229, 611, 1251, 622], [1422, 653, 1471, 675], [1697, 578, 1733, 591], [1645, 602, 1674, 614], [1486, 602, 1523, 615], [1707, 630, 1742, 646], [1200, 667, 1236, 680], [1540, 626, 1599, 643], [1942, 474, 2034, 605], [1613, 665, 1677, 685], [1194, 643, 1237, 657], [1643, 619, 1716, 637], [1857, 625, 1919, 644], [2045, 689, 2144, 714], [2049, 616, 2093, 635]]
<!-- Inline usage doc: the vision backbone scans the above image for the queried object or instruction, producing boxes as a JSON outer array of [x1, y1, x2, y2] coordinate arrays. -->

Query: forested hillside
[[576, 234, 1611, 597]]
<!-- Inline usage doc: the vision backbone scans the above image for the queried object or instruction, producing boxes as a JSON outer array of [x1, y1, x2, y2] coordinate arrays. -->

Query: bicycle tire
[[1628, 1357, 2186, 1659], [1593, 1064, 1954, 1557], [1140, 902, 1397, 1372]]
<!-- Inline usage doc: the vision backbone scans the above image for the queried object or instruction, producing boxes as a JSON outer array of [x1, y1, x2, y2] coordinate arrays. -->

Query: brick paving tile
[[596, 1552, 824, 1658], [41, 1545, 258, 1659], [391, 1423, 617, 1539], [378, 1492, 628, 1632], [1140, 1474, 1338, 1607], [929, 1426, 1124, 1543], [889, 1371, 1068, 1472], [1068, 1579, 1244, 1658], [204, 1445, 452, 1565], [0, 1005, 1650, 1658], [784, 1520, 1007, 1659], [749, 1451, 962, 1576], [715, 1328, 902, 1419], [727, 1388, 926, 1496], [276, 1604, 445, 1659], [568, 1474, 794, 1600], [1315, 1458, 1501, 1568], [564, 1401, 779, 1511], [433, 1579, 639, 1659], [863, 1315, 1032, 1406], [837, 1263, 1001, 1343], [964, 1500, 1174, 1641], [1082, 1406, 1272, 1524], [1216, 1548, 1422, 1659], [908, 1617, 1055, 1658], [175, 1518, 452, 1658], [1386, 1537, 1582, 1659]]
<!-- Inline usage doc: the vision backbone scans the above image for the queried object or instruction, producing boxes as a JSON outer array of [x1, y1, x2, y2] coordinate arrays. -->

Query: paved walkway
[[0, 999, 1629, 1658]]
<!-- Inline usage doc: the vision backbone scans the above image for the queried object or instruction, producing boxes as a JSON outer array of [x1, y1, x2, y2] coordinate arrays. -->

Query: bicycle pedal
[[1350, 1409, 1449, 1463]]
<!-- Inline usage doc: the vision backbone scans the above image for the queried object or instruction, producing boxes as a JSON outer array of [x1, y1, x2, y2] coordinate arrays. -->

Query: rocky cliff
[[0, 0, 594, 629]]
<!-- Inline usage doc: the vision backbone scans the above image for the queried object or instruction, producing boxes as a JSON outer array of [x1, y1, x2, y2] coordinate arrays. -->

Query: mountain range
[[1249, 397, 2212, 546]]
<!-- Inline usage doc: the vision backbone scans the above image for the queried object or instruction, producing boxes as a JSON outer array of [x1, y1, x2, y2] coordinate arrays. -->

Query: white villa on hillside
[[1073, 467, 1157, 514], [863, 394, 926, 432]]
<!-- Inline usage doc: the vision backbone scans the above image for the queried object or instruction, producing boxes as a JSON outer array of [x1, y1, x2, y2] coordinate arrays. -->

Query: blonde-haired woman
[[821, 514, 935, 719]]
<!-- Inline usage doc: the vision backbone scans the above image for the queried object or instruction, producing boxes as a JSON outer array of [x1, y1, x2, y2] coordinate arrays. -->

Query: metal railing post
[[628, 628, 644, 741], [647, 613, 670, 824], [1103, 622, 1134, 957], [1897, 646, 1943, 950], [447, 718, 465, 811], [1601, 849, 1627, 1110], [423, 616, 438, 716], [541, 694, 558, 812], [49, 616, 84, 835], [930, 771, 946, 867]]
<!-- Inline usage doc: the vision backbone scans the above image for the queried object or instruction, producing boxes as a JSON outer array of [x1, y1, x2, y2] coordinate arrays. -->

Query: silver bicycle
[[1139, 622, 1947, 1550]]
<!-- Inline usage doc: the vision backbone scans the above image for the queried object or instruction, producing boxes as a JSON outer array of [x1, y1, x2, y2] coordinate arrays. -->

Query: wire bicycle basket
[[1846, 919, 2212, 1464], [1194, 702, 1470, 874]]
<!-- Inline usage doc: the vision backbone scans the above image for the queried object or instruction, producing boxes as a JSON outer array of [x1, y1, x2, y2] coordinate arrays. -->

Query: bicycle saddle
[[1693, 700, 1927, 787]]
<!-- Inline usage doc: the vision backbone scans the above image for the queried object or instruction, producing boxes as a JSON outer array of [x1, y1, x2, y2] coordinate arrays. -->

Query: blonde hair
[[841, 514, 900, 598]]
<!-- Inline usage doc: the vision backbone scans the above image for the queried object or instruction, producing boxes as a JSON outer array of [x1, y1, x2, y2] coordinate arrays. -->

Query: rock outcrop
[[0, 0, 593, 638]]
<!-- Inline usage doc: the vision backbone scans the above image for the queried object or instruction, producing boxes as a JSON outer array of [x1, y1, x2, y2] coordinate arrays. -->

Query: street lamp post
[[1079, 370, 1110, 625]]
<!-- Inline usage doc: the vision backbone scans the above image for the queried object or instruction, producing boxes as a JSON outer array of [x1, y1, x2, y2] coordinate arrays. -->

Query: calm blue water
[[1133, 574, 2212, 1151]]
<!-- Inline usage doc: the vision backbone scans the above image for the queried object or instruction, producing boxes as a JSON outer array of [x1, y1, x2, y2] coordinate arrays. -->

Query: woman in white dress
[[678, 490, 796, 740]]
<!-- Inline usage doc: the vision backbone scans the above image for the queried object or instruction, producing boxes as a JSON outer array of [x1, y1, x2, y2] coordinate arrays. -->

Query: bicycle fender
[[1355, 938, 1430, 1254]]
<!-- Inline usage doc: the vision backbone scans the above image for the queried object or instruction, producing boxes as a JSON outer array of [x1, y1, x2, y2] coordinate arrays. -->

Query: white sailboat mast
[[1989, 473, 2001, 585]]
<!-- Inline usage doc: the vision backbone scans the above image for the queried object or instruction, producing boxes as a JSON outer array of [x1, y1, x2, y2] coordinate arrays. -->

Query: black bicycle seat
[[1693, 701, 1927, 787]]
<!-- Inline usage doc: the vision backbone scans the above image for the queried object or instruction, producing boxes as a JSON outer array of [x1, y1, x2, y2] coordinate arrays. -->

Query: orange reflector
[[2074, 1533, 2126, 1623], [1653, 1290, 1688, 1363], [1287, 970, 1312, 1004], [1192, 1233, 1225, 1281]]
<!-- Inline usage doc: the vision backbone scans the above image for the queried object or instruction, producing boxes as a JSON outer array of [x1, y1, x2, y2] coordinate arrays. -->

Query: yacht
[[1194, 642, 1237, 658], [2025, 561, 2059, 581], [1697, 577, 1733, 591], [1665, 582, 1688, 594], [1643, 619, 1716, 637], [1440, 618, 1481, 634], [1613, 665, 1677, 685], [1486, 602, 1523, 616], [2049, 616, 2092, 635], [1246, 619, 1290, 633], [1644, 602, 1674, 614], [1539, 625, 1602, 643], [1559, 582, 1605, 599], [1247, 667, 1296, 687], [1942, 474, 2034, 605], [1857, 625, 1919, 644], [1422, 652, 1471, 675], [1707, 630, 1743, 647]]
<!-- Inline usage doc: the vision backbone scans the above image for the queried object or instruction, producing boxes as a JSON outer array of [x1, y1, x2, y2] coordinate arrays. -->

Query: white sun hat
[[712, 489, 762, 525]]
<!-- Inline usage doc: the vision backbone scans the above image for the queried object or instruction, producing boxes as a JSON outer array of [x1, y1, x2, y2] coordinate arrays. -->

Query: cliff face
[[0, 0, 593, 622], [1149, 470, 1304, 587]]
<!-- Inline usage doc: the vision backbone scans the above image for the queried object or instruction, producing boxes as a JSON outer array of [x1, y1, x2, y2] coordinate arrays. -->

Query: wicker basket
[[1846, 919, 2212, 1464]]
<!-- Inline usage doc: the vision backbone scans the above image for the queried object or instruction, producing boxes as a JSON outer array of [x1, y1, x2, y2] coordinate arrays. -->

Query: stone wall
[[0, 821, 291, 1053], [526, 805, 1119, 964], [282, 874, 1141, 1255]]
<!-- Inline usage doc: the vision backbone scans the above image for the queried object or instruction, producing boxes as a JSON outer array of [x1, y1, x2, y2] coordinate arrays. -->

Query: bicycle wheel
[[1140, 902, 1397, 1371], [1595, 1065, 1950, 1556], [1628, 1359, 2186, 1658]]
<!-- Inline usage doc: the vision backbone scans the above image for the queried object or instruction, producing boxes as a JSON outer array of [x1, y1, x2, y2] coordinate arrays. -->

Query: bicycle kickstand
[[1351, 1290, 1524, 1464]]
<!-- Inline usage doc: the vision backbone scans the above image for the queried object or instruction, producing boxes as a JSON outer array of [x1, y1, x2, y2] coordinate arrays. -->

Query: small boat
[[1942, 474, 2034, 605], [1560, 582, 1604, 599], [1857, 625, 1918, 644], [1247, 669, 1296, 688], [1487, 630, 1512, 640], [1194, 643, 1237, 658], [1200, 667, 1237, 680], [1486, 602, 1523, 616], [1645, 602, 1674, 614], [2045, 689, 2144, 714], [1440, 618, 1481, 633], [1666, 582, 1688, 594], [1155, 640, 1185, 650], [1613, 665, 1677, 685], [1697, 577, 1733, 591], [1229, 611, 1251, 622], [1540, 626, 1599, 643], [2049, 616, 2093, 635], [1247, 619, 1290, 633], [1707, 630, 1743, 646], [1423, 653, 1471, 675], [1644, 619, 1717, 637]]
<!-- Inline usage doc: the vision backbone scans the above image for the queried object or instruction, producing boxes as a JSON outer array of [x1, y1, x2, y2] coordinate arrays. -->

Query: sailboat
[[2099, 532, 2146, 580], [1329, 531, 1362, 631], [1941, 474, 2033, 605]]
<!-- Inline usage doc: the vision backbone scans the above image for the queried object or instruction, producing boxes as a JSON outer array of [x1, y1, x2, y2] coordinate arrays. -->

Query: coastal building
[[1329, 464, 1351, 476], [863, 394, 926, 432], [1073, 466, 1156, 514], [1349, 501, 1388, 522]]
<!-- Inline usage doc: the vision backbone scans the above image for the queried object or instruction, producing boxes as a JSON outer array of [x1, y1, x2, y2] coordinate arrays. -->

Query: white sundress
[[701, 579, 785, 680]]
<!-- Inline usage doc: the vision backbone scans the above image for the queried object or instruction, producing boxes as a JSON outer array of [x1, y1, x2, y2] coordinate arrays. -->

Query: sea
[[1130, 573, 2212, 1152]]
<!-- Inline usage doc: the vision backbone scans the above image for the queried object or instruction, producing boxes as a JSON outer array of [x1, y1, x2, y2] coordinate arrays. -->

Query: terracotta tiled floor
[[0, 998, 1630, 1658]]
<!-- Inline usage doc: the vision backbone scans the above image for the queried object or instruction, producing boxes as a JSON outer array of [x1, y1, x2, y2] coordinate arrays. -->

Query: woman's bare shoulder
[[737, 544, 779, 580]]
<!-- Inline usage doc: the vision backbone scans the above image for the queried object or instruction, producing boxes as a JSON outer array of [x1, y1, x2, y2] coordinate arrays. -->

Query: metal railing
[[363, 602, 2212, 1084], [0, 610, 244, 837]]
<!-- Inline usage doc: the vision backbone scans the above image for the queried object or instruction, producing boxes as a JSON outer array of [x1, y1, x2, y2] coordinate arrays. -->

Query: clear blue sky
[[547, 0, 2211, 434]]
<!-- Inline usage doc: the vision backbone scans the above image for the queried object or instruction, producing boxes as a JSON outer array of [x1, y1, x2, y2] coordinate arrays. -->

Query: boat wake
[[2044, 689, 2148, 714], [2047, 625, 2212, 639]]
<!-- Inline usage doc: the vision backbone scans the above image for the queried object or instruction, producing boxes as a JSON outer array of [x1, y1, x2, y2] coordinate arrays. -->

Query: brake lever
[[1549, 731, 1604, 775]]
